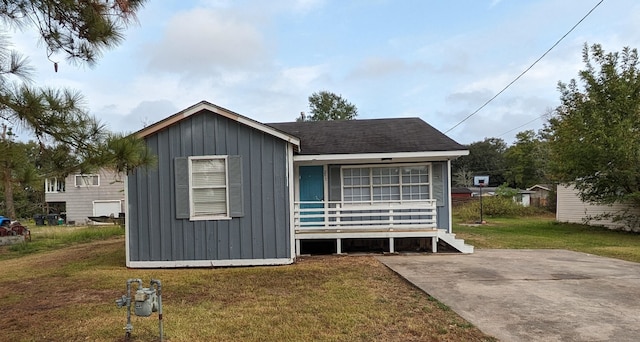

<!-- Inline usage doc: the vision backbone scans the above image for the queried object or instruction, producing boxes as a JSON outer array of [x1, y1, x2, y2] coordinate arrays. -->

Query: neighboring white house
[[556, 184, 640, 231], [44, 169, 125, 224]]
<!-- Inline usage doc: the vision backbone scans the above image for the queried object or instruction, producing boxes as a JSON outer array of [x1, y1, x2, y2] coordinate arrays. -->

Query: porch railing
[[293, 200, 437, 231]]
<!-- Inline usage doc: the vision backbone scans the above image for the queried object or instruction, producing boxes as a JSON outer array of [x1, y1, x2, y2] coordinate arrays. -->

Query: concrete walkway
[[377, 250, 640, 342]]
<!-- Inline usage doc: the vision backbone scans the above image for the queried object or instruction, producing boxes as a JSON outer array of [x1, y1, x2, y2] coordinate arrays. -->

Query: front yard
[[0, 227, 492, 342], [4, 216, 640, 341]]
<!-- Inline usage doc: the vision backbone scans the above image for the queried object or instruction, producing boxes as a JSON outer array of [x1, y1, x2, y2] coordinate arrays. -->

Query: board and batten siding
[[127, 110, 292, 266], [556, 184, 640, 231]]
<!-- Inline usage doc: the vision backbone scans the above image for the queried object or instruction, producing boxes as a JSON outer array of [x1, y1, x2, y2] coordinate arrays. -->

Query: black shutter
[[328, 165, 342, 201], [228, 156, 244, 217], [432, 163, 445, 207], [174, 157, 190, 219]]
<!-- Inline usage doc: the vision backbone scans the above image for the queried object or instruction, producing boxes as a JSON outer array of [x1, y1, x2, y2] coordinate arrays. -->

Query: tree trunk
[[3, 166, 16, 219], [1, 125, 16, 219]]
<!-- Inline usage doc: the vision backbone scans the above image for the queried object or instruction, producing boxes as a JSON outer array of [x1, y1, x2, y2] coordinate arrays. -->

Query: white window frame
[[74, 174, 100, 187], [45, 177, 65, 193], [188, 155, 231, 221], [341, 163, 432, 203]]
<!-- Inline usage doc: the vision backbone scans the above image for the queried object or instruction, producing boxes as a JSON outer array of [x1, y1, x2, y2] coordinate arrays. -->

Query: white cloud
[[348, 57, 426, 80], [144, 8, 269, 76], [114, 100, 179, 133], [271, 64, 329, 91]]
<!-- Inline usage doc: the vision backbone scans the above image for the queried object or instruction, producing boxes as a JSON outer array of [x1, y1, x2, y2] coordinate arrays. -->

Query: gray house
[[45, 169, 125, 224], [126, 101, 472, 268]]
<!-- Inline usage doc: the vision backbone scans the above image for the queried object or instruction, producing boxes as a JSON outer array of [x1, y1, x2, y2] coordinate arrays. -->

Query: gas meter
[[115, 278, 163, 341], [134, 286, 158, 317]]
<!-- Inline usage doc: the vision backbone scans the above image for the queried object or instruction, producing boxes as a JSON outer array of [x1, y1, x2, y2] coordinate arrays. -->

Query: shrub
[[455, 196, 546, 222]]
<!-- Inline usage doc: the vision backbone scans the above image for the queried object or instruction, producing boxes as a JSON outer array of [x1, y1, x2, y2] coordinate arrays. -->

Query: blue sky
[[12, 0, 640, 145]]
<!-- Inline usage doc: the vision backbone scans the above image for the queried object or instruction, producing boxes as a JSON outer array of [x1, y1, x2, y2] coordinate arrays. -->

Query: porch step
[[437, 229, 474, 254]]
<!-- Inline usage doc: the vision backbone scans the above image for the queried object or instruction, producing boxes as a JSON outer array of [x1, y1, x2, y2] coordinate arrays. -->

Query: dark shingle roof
[[267, 118, 465, 155]]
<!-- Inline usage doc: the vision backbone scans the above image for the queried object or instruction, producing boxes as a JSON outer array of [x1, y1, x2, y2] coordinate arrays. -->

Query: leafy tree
[[303, 91, 358, 121], [451, 138, 507, 187], [453, 168, 474, 187], [504, 130, 549, 189], [0, 0, 148, 219], [547, 43, 640, 227], [0, 130, 44, 218], [494, 183, 520, 198]]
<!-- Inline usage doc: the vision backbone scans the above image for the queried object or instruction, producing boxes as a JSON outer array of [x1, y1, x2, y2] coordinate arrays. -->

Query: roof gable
[[527, 184, 552, 191], [267, 118, 466, 155], [135, 101, 300, 147]]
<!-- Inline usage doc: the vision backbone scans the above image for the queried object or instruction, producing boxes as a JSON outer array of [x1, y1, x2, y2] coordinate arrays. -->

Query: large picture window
[[189, 156, 229, 219], [342, 164, 430, 202]]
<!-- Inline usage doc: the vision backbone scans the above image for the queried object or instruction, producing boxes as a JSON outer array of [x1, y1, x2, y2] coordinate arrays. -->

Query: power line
[[444, 0, 605, 134], [497, 113, 547, 139]]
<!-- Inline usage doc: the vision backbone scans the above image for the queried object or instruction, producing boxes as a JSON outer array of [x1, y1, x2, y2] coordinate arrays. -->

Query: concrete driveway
[[377, 249, 640, 342]]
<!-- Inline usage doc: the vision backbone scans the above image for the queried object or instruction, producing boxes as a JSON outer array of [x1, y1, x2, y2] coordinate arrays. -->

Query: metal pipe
[[125, 279, 143, 339], [150, 279, 163, 342]]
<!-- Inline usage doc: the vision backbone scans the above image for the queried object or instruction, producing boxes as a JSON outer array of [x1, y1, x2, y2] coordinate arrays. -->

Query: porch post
[[336, 238, 342, 254], [389, 237, 395, 253], [431, 236, 437, 253]]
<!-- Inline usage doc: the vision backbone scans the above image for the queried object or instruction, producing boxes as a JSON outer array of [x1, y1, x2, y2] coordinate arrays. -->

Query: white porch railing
[[293, 200, 437, 231]]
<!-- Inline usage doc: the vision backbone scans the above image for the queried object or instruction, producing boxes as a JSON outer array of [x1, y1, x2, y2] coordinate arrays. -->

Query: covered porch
[[268, 117, 474, 255]]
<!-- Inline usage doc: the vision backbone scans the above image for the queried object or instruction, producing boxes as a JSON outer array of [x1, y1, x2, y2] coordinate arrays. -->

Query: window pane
[[192, 172, 225, 187], [193, 188, 225, 201], [192, 159, 225, 172], [191, 158, 228, 217], [75, 175, 98, 186], [362, 187, 371, 196], [402, 185, 429, 200], [193, 202, 226, 216], [342, 168, 371, 202]]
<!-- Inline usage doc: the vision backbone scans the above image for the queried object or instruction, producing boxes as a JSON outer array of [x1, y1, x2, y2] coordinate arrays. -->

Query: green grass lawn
[[0, 226, 494, 342], [0, 224, 124, 261], [4, 215, 640, 341], [454, 215, 640, 262]]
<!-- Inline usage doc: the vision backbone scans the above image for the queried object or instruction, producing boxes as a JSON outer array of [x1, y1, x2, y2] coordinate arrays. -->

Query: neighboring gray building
[[45, 169, 125, 224], [126, 101, 472, 268]]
